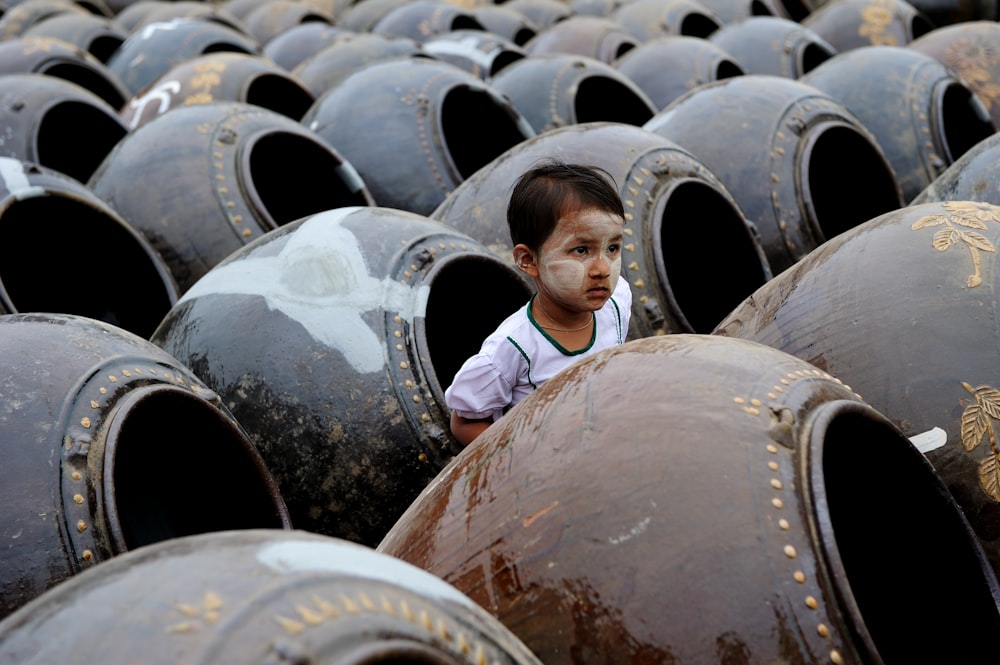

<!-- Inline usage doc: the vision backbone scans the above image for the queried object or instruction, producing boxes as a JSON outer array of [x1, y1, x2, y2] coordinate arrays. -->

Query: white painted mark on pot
[[178, 208, 429, 374], [0, 157, 45, 200], [608, 516, 650, 545], [423, 37, 499, 68], [909, 426, 947, 454], [257, 539, 477, 609]]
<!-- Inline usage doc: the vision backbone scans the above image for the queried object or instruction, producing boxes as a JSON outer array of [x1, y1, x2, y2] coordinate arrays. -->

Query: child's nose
[[590, 255, 611, 276]]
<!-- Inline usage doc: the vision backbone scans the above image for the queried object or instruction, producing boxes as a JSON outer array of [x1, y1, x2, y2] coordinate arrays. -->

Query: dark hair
[[507, 161, 624, 252]]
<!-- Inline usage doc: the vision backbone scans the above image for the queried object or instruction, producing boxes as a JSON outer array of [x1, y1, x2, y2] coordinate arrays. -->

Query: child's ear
[[512, 244, 538, 277]]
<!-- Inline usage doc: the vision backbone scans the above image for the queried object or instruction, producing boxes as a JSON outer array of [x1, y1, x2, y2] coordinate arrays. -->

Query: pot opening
[[678, 14, 720, 39], [812, 404, 1000, 663], [797, 41, 834, 76], [0, 196, 176, 338], [440, 86, 534, 180], [104, 386, 290, 553], [936, 82, 996, 165], [37, 100, 127, 183], [41, 62, 127, 110], [655, 179, 771, 333], [716, 58, 745, 80], [89, 36, 124, 64], [245, 131, 373, 229], [775, 0, 811, 22], [575, 75, 655, 126], [417, 253, 532, 405], [245, 73, 317, 121], [332, 638, 465, 665], [803, 123, 903, 242]]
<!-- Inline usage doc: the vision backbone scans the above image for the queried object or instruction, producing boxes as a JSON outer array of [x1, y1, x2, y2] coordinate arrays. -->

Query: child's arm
[[450, 411, 493, 447]]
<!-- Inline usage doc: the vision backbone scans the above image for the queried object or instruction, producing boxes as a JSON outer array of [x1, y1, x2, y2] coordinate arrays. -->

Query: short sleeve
[[444, 352, 514, 421], [612, 275, 632, 337]]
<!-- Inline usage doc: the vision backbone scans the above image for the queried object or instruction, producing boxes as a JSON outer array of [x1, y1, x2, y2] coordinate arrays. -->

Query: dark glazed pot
[[490, 53, 657, 133], [106, 17, 261, 97], [714, 200, 1000, 580], [698, 0, 813, 23], [291, 32, 425, 98], [905, 0, 997, 25], [261, 21, 351, 71], [0, 156, 177, 337], [151, 206, 533, 546], [800, 46, 996, 203], [0, 35, 129, 109], [644, 74, 904, 274], [335, 0, 410, 32], [378, 333, 1000, 665], [21, 11, 126, 62], [0, 530, 544, 665], [0, 0, 90, 40], [909, 21, 1000, 130], [301, 57, 535, 216], [116, 1, 249, 35], [470, 4, 539, 46], [524, 15, 640, 63], [89, 101, 374, 293], [611, 0, 723, 41], [0, 314, 291, 620], [801, 0, 934, 51], [372, 0, 486, 43], [708, 15, 837, 77], [421, 29, 526, 80], [120, 52, 316, 129], [613, 35, 745, 111], [241, 0, 334, 46], [912, 132, 1000, 206], [431, 121, 773, 337], [0, 72, 127, 184], [503, 0, 573, 30]]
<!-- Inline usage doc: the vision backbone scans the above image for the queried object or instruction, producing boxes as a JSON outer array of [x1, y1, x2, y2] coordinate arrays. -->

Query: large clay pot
[[151, 206, 533, 546], [0, 0, 90, 40], [89, 101, 374, 293], [909, 21, 1000, 130], [0, 72, 127, 184], [261, 21, 350, 71], [469, 4, 539, 45], [421, 29, 527, 80], [0, 313, 291, 620], [503, 0, 572, 30], [800, 45, 996, 203], [0, 156, 177, 337], [613, 34, 745, 111], [524, 14, 640, 63], [106, 17, 261, 97], [801, 0, 934, 51], [431, 121, 773, 336], [911, 132, 1000, 206], [120, 51, 316, 129], [334, 0, 409, 32], [905, 0, 997, 25], [116, 1, 248, 35], [644, 74, 904, 274], [0, 35, 129, 109], [708, 15, 837, 77], [610, 0, 722, 41], [378, 333, 1000, 665], [372, 0, 486, 43], [0, 529, 544, 665], [714, 199, 1000, 580], [489, 53, 657, 133], [301, 57, 535, 216], [698, 0, 812, 23], [20, 11, 124, 62], [241, 0, 334, 46], [292, 32, 426, 98]]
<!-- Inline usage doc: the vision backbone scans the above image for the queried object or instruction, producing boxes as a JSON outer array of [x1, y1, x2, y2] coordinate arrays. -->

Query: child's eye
[[572, 247, 588, 255], [608, 244, 620, 253]]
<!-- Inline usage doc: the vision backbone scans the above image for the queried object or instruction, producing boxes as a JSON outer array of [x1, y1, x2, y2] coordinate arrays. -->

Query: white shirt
[[445, 278, 632, 421]]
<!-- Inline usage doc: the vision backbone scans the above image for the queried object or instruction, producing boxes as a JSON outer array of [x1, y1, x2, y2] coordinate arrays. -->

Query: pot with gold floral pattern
[[0, 529, 543, 665], [714, 199, 1000, 579], [378, 333, 1000, 665]]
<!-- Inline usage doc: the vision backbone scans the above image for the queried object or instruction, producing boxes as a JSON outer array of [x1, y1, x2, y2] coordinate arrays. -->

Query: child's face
[[533, 206, 624, 313]]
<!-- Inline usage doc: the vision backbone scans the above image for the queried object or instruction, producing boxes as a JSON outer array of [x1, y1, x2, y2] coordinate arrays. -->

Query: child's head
[[507, 161, 624, 253]]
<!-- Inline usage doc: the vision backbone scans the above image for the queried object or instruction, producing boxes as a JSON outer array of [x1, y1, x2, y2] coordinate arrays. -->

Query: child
[[445, 161, 633, 446]]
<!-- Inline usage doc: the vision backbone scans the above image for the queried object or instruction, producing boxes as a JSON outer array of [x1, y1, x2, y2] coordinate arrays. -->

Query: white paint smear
[[0, 157, 45, 200], [909, 426, 947, 454], [257, 538, 476, 609], [179, 208, 429, 374]]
